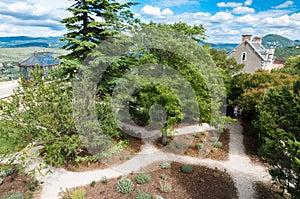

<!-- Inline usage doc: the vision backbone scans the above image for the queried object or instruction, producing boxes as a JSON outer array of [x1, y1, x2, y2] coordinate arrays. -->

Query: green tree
[[60, 0, 139, 77], [255, 86, 300, 198]]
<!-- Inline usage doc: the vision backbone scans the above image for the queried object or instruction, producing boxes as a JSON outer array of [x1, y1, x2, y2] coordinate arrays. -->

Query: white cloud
[[272, 1, 294, 9], [141, 5, 174, 18], [237, 14, 259, 25], [244, 0, 253, 6], [209, 12, 234, 22], [232, 6, 255, 14], [262, 15, 290, 27], [217, 2, 242, 8]]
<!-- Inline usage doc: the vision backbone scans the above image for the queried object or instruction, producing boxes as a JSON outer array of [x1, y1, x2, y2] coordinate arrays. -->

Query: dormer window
[[241, 52, 247, 61]]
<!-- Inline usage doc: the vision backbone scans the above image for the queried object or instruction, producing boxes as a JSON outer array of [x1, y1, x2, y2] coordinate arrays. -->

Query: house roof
[[19, 52, 60, 68]]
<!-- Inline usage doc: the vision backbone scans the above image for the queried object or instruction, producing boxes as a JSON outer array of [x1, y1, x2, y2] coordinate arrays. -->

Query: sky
[[0, 0, 299, 43]]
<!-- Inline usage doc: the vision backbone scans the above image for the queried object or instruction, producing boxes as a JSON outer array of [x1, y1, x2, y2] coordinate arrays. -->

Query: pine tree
[[60, 0, 139, 61]]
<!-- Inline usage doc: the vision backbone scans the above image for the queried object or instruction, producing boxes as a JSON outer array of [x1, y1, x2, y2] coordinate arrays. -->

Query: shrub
[[201, 131, 209, 136], [160, 174, 167, 181], [0, 167, 14, 177], [0, 177, 3, 185], [210, 137, 218, 143], [6, 193, 24, 199], [159, 181, 172, 193], [116, 178, 134, 194], [135, 192, 152, 199], [70, 189, 86, 199], [90, 181, 96, 187], [155, 195, 164, 199], [135, 173, 151, 184], [101, 176, 108, 185], [181, 165, 193, 173], [214, 141, 222, 148], [160, 162, 171, 169], [196, 143, 203, 150], [175, 142, 184, 149], [194, 132, 200, 138]]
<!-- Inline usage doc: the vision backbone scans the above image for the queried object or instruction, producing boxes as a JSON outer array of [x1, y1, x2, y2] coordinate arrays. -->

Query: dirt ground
[[65, 162, 238, 199], [0, 165, 40, 199]]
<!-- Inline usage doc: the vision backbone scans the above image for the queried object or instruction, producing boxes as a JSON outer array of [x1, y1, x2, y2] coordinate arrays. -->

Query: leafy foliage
[[135, 192, 152, 199], [214, 141, 223, 148], [60, 0, 139, 61], [0, 167, 14, 177], [254, 86, 300, 198], [181, 165, 193, 173], [159, 181, 172, 193], [135, 173, 151, 184], [116, 178, 134, 194], [6, 193, 24, 199], [160, 162, 171, 169]]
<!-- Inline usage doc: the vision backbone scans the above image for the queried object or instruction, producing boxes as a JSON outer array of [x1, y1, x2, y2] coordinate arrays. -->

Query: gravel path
[[37, 121, 270, 199]]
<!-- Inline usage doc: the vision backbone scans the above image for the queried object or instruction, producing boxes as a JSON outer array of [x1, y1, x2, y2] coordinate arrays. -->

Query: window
[[241, 52, 247, 61]]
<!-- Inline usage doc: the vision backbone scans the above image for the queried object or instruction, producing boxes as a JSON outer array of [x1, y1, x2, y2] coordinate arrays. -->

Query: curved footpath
[[37, 121, 270, 199]]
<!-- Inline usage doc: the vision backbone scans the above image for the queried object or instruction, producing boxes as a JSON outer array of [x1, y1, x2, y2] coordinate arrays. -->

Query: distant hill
[[0, 36, 64, 48], [262, 34, 300, 48]]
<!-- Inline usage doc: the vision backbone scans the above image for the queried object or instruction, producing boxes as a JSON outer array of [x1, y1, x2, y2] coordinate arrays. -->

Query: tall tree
[[60, 0, 139, 61]]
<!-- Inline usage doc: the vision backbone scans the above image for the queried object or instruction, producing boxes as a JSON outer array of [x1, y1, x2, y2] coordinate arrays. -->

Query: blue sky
[[0, 0, 299, 43]]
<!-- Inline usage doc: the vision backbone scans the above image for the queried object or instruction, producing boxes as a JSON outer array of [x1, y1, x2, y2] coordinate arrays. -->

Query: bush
[[159, 181, 172, 193], [160, 162, 171, 169], [181, 165, 193, 173], [210, 137, 218, 143], [194, 132, 200, 138], [160, 174, 167, 181], [214, 141, 222, 148], [196, 143, 203, 150], [101, 176, 108, 185], [6, 193, 24, 199], [0, 167, 14, 177], [135, 173, 151, 184], [135, 192, 152, 199], [175, 142, 184, 149], [116, 178, 134, 194], [70, 189, 86, 199]]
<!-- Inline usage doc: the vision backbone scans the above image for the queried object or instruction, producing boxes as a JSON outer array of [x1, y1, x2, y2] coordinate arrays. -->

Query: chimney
[[253, 36, 262, 44], [242, 35, 252, 42]]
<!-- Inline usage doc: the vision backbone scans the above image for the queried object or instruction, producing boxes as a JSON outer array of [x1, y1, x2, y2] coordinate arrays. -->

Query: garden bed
[[62, 162, 238, 199], [155, 129, 229, 161], [0, 165, 40, 199]]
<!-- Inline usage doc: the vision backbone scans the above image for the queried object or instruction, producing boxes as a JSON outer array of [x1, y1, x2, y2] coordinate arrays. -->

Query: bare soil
[[0, 165, 40, 199], [65, 162, 238, 199]]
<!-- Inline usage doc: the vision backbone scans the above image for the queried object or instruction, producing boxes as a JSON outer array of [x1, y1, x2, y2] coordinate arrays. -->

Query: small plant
[[160, 174, 167, 181], [101, 176, 108, 185], [116, 178, 134, 194], [210, 137, 218, 143], [160, 162, 171, 169], [135, 192, 152, 199], [159, 181, 172, 193], [135, 173, 151, 184], [194, 132, 200, 138], [175, 142, 184, 149], [155, 194, 164, 199], [90, 180, 96, 187], [6, 193, 24, 199], [70, 188, 86, 199], [27, 181, 38, 192], [196, 143, 203, 150], [181, 165, 193, 173], [0, 177, 3, 185], [201, 131, 209, 136], [214, 141, 223, 148], [0, 167, 14, 177]]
